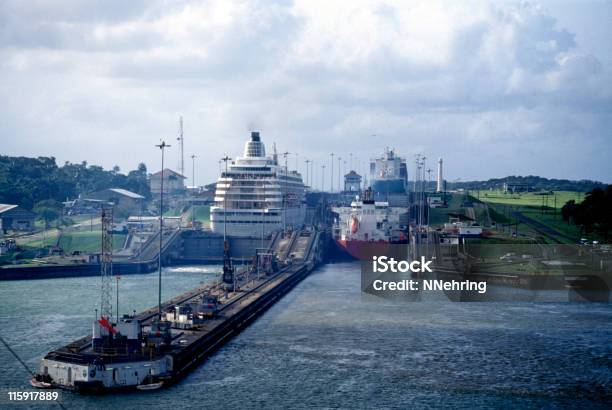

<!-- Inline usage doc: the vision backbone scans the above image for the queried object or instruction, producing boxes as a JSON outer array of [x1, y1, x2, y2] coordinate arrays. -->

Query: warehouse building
[[0, 204, 36, 233], [150, 169, 186, 195], [88, 188, 145, 216]]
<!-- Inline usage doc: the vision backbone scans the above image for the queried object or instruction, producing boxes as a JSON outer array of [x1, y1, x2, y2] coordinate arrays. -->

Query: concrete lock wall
[[175, 231, 271, 263]]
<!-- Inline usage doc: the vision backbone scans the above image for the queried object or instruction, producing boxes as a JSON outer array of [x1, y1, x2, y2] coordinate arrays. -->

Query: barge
[[32, 229, 323, 393]]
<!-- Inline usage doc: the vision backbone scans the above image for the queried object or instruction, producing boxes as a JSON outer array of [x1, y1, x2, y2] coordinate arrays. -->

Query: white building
[[344, 171, 362, 192]]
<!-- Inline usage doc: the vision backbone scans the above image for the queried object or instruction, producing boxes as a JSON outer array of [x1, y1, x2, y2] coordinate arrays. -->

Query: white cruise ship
[[210, 132, 306, 237]]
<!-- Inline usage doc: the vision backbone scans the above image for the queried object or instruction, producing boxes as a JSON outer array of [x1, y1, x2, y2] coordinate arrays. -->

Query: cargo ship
[[369, 148, 408, 202], [332, 188, 408, 260]]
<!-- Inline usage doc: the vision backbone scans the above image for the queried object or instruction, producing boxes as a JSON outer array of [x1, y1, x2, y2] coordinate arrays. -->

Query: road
[[511, 211, 577, 243]]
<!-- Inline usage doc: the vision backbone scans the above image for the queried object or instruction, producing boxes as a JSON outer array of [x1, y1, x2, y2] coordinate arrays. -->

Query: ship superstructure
[[210, 132, 306, 237], [370, 148, 408, 197]]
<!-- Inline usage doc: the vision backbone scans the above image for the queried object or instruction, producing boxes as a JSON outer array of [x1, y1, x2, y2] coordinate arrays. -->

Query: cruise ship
[[210, 132, 306, 237]]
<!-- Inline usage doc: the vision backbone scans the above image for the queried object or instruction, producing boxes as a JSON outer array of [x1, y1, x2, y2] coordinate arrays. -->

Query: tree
[[561, 186, 612, 240], [561, 200, 578, 224], [0, 155, 152, 209], [34, 199, 62, 228]]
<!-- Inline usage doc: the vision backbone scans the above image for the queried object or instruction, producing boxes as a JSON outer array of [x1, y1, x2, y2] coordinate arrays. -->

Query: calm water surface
[[1, 262, 611, 409]]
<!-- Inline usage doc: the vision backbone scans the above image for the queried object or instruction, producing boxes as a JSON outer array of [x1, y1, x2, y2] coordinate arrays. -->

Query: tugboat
[[30, 313, 174, 393]]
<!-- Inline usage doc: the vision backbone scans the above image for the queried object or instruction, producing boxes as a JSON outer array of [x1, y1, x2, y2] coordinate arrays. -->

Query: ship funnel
[[244, 131, 266, 157]]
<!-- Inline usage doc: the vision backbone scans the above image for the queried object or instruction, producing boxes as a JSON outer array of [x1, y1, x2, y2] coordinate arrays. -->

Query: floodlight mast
[[155, 140, 171, 318], [220, 155, 235, 291], [191, 154, 197, 229], [177, 117, 184, 176], [282, 152, 290, 233]]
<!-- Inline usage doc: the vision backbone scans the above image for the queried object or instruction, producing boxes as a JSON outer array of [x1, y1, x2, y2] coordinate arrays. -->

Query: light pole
[[261, 208, 265, 250], [421, 156, 427, 230], [338, 156, 342, 194], [116, 275, 120, 320], [414, 154, 419, 193], [310, 159, 314, 190], [155, 140, 171, 319], [305, 159, 310, 187], [282, 151, 290, 233], [221, 155, 232, 243], [349, 153, 353, 171], [417, 164, 422, 228], [330, 153, 335, 193], [311, 160, 315, 191], [321, 165, 326, 192], [260, 162, 266, 262], [191, 154, 197, 229]]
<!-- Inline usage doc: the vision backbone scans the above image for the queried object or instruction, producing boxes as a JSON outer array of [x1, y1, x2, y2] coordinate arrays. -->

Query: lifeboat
[[350, 215, 359, 234]]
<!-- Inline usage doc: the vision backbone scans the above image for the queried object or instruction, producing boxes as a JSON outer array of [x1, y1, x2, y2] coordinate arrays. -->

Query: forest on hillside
[[451, 175, 606, 192], [0, 156, 151, 210]]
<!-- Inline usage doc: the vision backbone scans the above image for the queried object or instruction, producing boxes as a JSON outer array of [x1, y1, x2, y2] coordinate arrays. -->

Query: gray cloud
[[0, 0, 610, 185]]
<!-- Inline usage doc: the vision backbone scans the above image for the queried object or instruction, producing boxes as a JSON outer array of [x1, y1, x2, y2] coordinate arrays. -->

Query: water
[[1, 262, 611, 409]]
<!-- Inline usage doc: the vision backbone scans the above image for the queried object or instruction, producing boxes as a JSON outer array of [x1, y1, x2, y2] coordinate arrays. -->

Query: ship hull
[[334, 239, 407, 260]]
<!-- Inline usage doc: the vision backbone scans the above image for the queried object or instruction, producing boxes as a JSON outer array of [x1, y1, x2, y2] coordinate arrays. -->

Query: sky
[[1, 0, 611, 186]]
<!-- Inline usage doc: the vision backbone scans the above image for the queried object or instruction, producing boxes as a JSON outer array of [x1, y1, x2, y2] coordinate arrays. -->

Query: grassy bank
[[475, 190, 591, 243], [21, 231, 126, 254], [472, 190, 582, 208], [428, 194, 462, 225], [191, 205, 210, 222]]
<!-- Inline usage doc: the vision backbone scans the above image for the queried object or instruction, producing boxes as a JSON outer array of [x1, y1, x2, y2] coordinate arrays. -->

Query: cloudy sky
[[1, 0, 611, 186]]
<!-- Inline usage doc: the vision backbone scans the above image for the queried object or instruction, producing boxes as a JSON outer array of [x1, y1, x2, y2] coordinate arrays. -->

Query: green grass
[[22, 231, 126, 254], [474, 190, 582, 209], [428, 194, 463, 225], [163, 208, 183, 217], [190, 205, 210, 222], [21, 236, 57, 249], [487, 207, 511, 224], [14, 228, 61, 247], [521, 209, 585, 239], [474, 190, 594, 243]]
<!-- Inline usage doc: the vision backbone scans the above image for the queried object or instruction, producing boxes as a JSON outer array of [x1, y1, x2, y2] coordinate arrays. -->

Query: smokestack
[[436, 157, 443, 192]]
